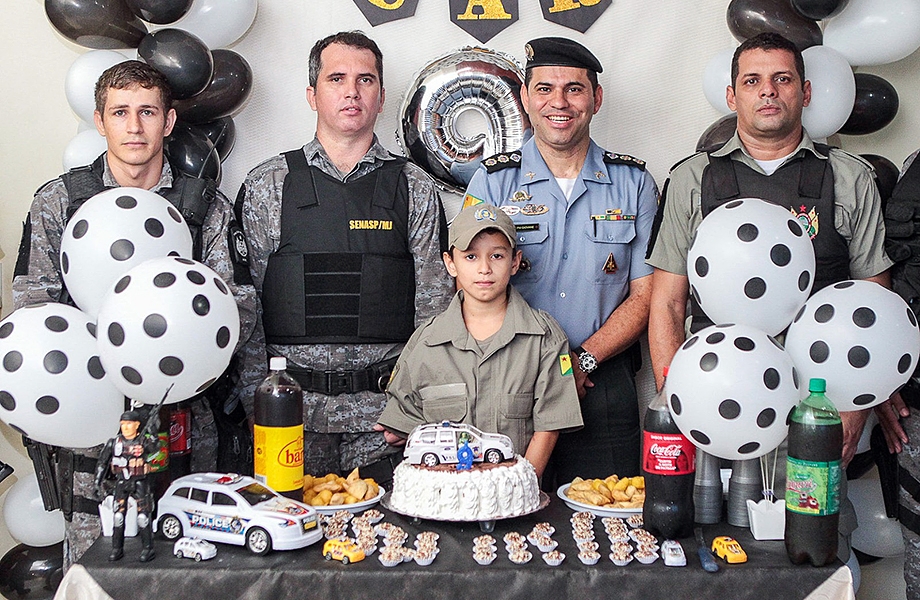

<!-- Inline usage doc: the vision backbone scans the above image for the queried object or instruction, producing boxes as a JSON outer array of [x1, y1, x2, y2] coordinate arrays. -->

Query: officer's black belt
[[901, 465, 920, 504], [359, 452, 403, 488], [900, 502, 920, 536], [284, 357, 397, 396]]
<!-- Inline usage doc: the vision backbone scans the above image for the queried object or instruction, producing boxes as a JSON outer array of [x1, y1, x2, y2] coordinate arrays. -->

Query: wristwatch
[[573, 346, 598, 375]]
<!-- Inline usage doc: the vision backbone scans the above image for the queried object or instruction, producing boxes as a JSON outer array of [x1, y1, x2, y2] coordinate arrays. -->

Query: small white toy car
[[403, 421, 514, 467], [661, 540, 687, 567], [173, 537, 217, 562], [155, 473, 322, 555]]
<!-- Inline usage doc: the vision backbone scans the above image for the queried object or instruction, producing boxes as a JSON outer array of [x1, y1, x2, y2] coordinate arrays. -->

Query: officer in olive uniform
[[464, 38, 658, 487], [236, 31, 451, 484]]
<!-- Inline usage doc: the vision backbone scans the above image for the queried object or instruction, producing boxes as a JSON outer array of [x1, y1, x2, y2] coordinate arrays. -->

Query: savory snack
[[564, 475, 646, 509], [303, 468, 381, 507]]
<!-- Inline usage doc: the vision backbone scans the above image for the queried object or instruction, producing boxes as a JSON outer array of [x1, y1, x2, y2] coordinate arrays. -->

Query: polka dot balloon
[[667, 323, 801, 460], [785, 280, 920, 411], [0, 303, 124, 447], [688, 198, 816, 336], [95, 256, 240, 404], [60, 187, 193, 318]]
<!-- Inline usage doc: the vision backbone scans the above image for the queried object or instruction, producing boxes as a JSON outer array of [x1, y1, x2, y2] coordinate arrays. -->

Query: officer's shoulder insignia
[[483, 151, 522, 173], [603, 151, 646, 170]]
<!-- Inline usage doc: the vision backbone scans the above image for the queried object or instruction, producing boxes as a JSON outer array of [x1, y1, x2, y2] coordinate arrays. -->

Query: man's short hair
[[731, 32, 806, 90], [308, 31, 384, 88], [94, 60, 173, 115]]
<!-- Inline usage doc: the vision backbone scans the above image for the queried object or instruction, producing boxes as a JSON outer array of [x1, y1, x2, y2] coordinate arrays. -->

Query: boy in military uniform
[[377, 205, 582, 478]]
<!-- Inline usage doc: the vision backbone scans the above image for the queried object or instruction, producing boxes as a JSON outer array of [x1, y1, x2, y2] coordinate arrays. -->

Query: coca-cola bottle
[[168, 401, 192, 479], [642, 366, 696, 539]]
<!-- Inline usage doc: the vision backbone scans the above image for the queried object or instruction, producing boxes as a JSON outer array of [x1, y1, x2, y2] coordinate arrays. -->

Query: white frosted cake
[[389, 456, 541, 521]]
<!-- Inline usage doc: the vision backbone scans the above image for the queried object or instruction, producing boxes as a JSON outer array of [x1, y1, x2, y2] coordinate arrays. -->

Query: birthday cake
[[388, 455, 541, 521]]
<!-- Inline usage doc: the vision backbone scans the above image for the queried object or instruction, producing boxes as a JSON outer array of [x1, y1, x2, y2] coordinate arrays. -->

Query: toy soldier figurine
[[95, 410, 160, 562]]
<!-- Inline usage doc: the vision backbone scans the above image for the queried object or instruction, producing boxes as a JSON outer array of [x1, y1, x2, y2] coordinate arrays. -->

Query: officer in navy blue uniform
[[465, 37, 658, 487]]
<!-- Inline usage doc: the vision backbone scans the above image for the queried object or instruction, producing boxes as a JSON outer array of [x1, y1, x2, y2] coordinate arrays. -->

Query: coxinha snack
[[565, 475, 645, 509], [303, 468, 380, 506]]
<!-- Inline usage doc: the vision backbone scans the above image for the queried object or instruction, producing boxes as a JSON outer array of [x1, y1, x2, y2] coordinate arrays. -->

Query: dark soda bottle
[[168, 401, 192, 479], [785, 378, 842, 567], [642, 366, 696, 539], [254, 357, 304, 500]]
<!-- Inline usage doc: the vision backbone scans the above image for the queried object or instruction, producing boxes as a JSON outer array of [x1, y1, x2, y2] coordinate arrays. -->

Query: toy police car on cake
[[154, 473, 322, 555], [404, 422, 514, 467]]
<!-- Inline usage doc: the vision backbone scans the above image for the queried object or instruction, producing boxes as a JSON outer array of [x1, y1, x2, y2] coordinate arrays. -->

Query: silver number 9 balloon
[[398, 47, 531, 194]]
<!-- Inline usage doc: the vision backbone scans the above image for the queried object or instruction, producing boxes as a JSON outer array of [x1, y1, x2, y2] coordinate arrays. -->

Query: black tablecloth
[[77, 498, 840, 600]]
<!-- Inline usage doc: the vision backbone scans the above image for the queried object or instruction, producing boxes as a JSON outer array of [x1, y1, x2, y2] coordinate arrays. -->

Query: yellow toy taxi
[[323, 538, 366, 564], [711, 535, 747, 564]]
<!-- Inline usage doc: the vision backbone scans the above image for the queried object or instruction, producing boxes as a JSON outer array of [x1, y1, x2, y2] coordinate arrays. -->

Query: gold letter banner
[[449, 0, 519, 43], [352, 0, 418, 26], [540, 0, 610, 33]]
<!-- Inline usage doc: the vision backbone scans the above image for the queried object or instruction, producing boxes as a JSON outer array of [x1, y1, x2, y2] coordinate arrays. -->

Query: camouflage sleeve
[[12, 179, 69, 309], [200, 190, 258, 353], [404, 163, 452, 324]]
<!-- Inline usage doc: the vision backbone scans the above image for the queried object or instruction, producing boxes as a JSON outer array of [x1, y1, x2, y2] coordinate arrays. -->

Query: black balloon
[[189, 118, 237, 161], [697, 114, 738, 153], [860, 154, 899, 203], [138, 29, 213, 100], [0, 543, 63, 600], [840, 74, 899, 136], [790, 0, 849, 20], [45, 0, 147, 49], [173, 50, 253, 124], [166, 121, 222, 182], [727, 0, 822, 51], [125, 0, 193, 24]]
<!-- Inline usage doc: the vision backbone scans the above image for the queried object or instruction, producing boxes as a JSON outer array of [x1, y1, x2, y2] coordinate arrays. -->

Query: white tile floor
[[858, 554, 907, 600]]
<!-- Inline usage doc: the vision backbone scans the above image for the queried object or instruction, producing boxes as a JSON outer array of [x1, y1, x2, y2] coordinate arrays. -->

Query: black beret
[[524, 37, 603, 74], [120, 410, 141, 423]]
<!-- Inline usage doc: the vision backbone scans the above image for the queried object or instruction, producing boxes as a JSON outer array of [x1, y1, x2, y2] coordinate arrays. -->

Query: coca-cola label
[[642, 431, 696, 475], [169, 407, 192, 454]]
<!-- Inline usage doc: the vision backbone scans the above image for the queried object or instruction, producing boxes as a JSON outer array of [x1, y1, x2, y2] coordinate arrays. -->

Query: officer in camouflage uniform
[[236, 31, 451, 485], [12, 61, 256, 570]]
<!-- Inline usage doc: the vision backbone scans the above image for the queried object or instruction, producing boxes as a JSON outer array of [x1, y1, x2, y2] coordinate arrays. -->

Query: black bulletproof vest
[[690, 144, 850, 332], [260, 150, 415, 345], [60, 154, 215, 261], [885, 157, 920, 311]]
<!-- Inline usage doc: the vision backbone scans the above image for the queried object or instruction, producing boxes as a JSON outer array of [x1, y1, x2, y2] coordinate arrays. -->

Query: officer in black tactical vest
[[236, 31, 451, 485], [12, 60, 256, 571], [646, 32, 907, 582]]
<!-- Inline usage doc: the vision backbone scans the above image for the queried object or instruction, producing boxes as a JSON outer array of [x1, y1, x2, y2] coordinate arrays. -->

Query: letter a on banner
[[353, 0, 419, 26], [449, 0, 519, 43], [539, 0, 611, 33]]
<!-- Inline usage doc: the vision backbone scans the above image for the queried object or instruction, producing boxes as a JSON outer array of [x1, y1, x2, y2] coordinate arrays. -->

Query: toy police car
[[155, 473, 322, 555], [404, 422, 514, 467], [173, 537, 217, 562]]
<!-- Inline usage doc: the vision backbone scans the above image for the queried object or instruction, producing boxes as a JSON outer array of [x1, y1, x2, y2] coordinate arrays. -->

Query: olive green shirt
[[647, 131, 893, 279], [378, 286, 583, 455]]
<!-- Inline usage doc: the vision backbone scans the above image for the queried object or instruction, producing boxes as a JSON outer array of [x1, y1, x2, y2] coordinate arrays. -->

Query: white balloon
[[0, 304, 124, 447], [96, 257, 240, 404], [60, 188, 193, 318], [802, 45, 856, 140], [849, 471, 905, 557], [3, 475, 65, 547], [688, 198, 815, 336], [702, 47, 736, 115], [825, 0, 920, 66], [62, 129, 107, 171], [785, 280, 920, 411], [667, 324, 801, 460], [167, 0, 258, 49], [65, 50, 127, 124]]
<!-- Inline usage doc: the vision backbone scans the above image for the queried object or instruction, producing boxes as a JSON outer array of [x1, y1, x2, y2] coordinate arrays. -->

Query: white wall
[[2, 0, 919, 561]]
